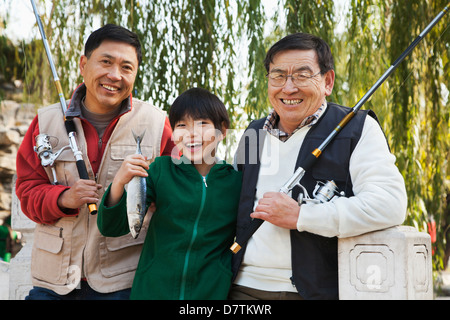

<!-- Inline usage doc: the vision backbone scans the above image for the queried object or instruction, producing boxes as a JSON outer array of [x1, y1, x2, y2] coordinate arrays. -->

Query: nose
[[107, 65, 122, 81], [282, 76, 299, 94], [182, 125, 201, 139]]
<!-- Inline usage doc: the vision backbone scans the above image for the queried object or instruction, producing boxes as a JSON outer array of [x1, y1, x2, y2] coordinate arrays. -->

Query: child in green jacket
[[97, 88, 242, 300]]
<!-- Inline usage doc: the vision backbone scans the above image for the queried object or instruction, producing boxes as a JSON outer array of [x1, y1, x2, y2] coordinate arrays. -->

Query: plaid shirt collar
[[263, 102, 326, 142]]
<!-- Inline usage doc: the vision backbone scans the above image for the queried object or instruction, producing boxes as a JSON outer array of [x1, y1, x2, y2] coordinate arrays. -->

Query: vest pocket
[[107, 145, 154, 188], [31, 221, 73, 285], [110, 145, 153, 161], [99, 225, 148, 278]]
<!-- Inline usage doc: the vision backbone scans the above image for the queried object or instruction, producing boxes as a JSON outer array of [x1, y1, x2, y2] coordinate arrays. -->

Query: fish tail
[[131, 129, 146, 144]]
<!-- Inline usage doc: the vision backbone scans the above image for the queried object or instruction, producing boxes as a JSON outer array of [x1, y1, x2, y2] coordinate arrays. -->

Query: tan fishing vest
[[32, 99, 166, 295]]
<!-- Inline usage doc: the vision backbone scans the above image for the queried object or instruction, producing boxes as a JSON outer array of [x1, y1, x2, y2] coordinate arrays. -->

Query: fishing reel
[[297, 180, 345, 205], [34, 133, 71, 185]]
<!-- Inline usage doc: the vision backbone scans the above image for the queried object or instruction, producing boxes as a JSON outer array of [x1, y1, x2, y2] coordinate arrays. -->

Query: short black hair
[[84, 24, 142, 66], [264, 33, 334, 74], [169, 88, 230, 131]]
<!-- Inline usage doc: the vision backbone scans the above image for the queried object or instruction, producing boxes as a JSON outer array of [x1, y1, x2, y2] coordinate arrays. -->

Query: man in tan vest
[[15, 24, 176, 299]]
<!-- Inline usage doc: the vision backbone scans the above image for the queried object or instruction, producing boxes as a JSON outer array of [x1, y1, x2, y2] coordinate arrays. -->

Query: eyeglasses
[[266, 70, 322, 87]]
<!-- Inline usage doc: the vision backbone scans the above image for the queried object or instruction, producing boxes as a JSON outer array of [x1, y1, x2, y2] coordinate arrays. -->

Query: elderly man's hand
[[250, 192, 300, 230]]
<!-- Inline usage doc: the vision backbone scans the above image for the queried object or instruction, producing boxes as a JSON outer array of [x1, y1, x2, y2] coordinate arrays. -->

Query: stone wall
[[0, 99, 35, 299], [0, 261, 9, 299], [0, 99, 35, 223]]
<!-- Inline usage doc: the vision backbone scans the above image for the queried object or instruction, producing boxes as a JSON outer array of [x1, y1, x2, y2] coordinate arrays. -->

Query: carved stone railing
[[8, 176, 35, 300], [338, 225, 432, 299]]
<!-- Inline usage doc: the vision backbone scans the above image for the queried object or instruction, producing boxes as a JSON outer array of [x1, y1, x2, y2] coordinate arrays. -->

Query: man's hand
[[250, 192, 300, 230], [57, 179, 103, 210]]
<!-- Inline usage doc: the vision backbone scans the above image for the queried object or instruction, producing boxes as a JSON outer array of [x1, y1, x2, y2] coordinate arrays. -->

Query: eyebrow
[[270, 65, 314, 73], [100, 53, 136, 66]]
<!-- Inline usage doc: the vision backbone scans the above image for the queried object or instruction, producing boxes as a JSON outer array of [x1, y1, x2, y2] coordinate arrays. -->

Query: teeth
[[282, 99, 303, 105], [186, 143, 202, 148], [102, 84, 119, 91]]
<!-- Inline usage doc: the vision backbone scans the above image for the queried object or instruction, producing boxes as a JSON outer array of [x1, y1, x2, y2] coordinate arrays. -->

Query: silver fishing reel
[[34, 133, 71, 184], [297, 180, 344, 205]]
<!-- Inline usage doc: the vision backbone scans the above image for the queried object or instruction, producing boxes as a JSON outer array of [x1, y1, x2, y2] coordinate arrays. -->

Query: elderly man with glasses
[[230, 33, 407, 300]]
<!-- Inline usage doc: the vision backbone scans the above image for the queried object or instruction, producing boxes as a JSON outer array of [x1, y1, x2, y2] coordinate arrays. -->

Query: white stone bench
[[0, 261, 9, 300], [338, 225, 432, 299], [8, 176, 35, 300]]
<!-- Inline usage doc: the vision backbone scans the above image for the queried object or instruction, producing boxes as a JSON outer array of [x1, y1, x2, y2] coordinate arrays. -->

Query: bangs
[[169, 88, 230, 130]]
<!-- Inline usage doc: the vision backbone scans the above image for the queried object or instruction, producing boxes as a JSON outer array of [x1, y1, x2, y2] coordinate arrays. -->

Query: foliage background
[[1, 0, 449, 271]]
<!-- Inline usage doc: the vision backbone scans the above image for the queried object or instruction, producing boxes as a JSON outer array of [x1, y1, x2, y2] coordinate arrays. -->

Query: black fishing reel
[[297, 180, 345, 205], [34, 133, 70, 184]]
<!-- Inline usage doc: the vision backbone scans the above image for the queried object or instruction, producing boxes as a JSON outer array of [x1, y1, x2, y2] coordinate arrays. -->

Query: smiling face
[[267, 49, 335, 134], [172, 116, 225, 171], [79, 40, 139, 114]]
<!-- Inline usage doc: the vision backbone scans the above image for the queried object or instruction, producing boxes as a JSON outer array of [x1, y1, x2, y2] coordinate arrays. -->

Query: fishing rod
[[230, 3, 450, 254], [30, 0, 98, 215]]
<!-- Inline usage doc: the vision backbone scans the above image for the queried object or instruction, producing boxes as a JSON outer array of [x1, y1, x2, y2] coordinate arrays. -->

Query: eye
[[292, 73, 309, 79], [269, 72, 285, 80], [196, 119, 212, 127]]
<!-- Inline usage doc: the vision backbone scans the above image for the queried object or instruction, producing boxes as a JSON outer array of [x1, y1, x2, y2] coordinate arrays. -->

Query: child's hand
[[114, 154, 149, 187], [106, 154, 149, 206]]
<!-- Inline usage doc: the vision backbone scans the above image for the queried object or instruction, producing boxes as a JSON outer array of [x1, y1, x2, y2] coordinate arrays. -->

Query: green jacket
[[97, 156, 242, 300]]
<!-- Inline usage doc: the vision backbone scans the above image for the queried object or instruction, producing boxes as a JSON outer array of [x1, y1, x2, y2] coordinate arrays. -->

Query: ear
[[79, 55, 88, 76], [324, 69, 335, 96], [218, 121, 228, 140]]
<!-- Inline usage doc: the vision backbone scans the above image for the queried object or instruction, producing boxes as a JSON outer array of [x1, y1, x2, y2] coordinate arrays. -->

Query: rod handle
[[75, 159, 98, 215], [231, 219, 264, 253], [65, 120, 98, 215]]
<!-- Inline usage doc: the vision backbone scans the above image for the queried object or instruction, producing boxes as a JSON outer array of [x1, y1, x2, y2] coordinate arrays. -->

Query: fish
[[126, 129, 147, 239]]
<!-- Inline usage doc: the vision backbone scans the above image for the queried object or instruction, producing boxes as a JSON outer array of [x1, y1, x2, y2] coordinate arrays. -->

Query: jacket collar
[[173, 155, 229, 175]]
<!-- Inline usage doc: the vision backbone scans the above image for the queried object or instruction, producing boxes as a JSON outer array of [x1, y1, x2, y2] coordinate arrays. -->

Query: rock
[[0, 100, 19, 128], [0, 100, 35, 128], [14, 103, 36, 127], [0, 129, 21, 146], [0, 99, 34, 226], [0, 151, 16, 178], [0, 193, 11, 211]]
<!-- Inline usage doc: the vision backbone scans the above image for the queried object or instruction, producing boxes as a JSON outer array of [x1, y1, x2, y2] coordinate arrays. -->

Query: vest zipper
[[179, 174, 208, 300]]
